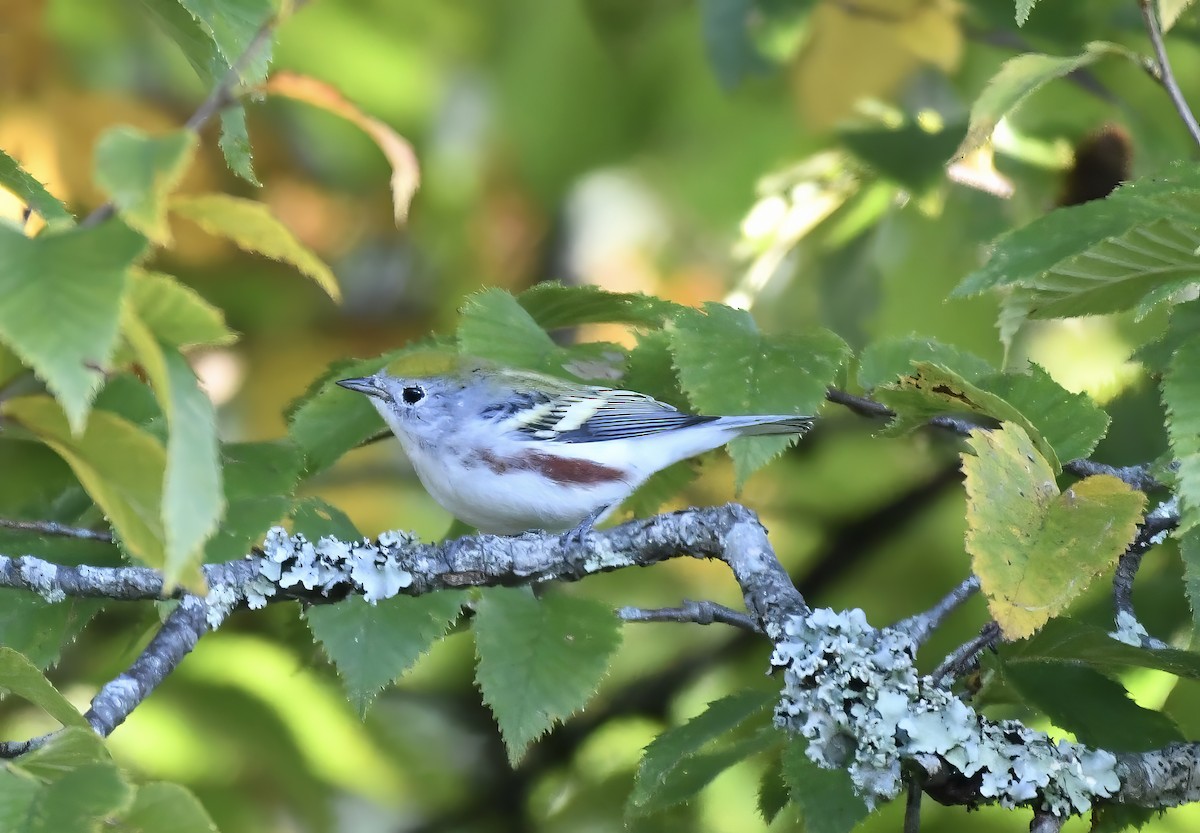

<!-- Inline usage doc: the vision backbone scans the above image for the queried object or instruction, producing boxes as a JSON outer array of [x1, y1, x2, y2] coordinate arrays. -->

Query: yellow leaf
[[170, 194, 341, 302], [262, 72, 421, 226], [3, 396, 174, 579], [963, 423, 1144, 639], [791, 0, 963, 129]]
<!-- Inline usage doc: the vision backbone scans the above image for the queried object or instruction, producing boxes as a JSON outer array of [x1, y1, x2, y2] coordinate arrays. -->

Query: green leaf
[[307, 591, 465, 717], [174, 0, 274, 84], [1181, 529, 1200, 638], [14, 728, 112, 783], [516, 282, 680, 330], [856, 336, 992, 390], [474, 586, 622, 764], [204, 441, 300, 562], [623, 330, 689, 410], [94, 127, 197, 245], [218, 104, 260, 186], [153, 345, 221, 579], [700, 0, 773, 89], [289, 496, 360, 540], [0, 149, 72, 227], [632, 736, 774, 817], [0, 770, 39, 830], [458, 289, 615, 380], [838, 118, 967, 194], [1000, 660, 1182, 751], [1164, 334, 1200, 532], [1005, 618, 1200, 680], [964, 423, 1145, 639], [121, 311, 220, 589], [780, 740, 869, 833], [138, 0, 223, 83], [114, 782, 219, 833], [1091, 803, 1154, 833], [1025, 217, 1200, 321], [171, 194, 341, 302], [0, 221, 146, 432], [0, 647, 89, 729], [128, 270, 235, 348], [0, 343, 24, 388], [93, 373, 164, 427], [757, 754, 789, 825], [952, 167, 1200, 299], [669, 304, 848, 486], [1015, 0, 1037, 25], [4, 397, 168, 572], [977, 364, 1110, 464], [1135, 298, 1200, 374], [875, 362, 1063, 470], [628, 689, 774, 816], [955, 42, 1126, 159], [25, 762, 132, 833], [0, 593, 105, 671]]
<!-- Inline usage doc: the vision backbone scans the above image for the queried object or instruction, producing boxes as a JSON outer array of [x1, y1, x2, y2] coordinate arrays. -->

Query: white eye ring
[[401, 385, 425, 405]]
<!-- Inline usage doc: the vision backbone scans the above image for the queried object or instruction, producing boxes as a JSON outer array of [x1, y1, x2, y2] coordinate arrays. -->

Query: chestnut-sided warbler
[[337, 367, 814, 536]]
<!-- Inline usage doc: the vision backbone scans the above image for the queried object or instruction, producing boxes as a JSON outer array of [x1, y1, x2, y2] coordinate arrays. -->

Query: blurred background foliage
[[2, 0, 1200, 830]]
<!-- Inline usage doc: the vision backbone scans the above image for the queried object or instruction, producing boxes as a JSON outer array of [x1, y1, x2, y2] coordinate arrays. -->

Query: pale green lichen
[[771, 608, 1119, 815]]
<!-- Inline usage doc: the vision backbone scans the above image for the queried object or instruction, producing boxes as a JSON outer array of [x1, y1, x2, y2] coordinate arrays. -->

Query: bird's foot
[[558, 507, 606, 554]]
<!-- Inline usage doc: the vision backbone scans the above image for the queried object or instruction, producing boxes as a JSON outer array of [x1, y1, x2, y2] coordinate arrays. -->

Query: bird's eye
[[401, 385, 425, 405]]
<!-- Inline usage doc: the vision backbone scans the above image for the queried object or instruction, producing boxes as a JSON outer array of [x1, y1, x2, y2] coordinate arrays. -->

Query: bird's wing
[[503, 388, 716, 443]]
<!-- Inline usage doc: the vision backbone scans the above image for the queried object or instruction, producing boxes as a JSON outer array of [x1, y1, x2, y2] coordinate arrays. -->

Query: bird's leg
[[558, 505, 609, 554]]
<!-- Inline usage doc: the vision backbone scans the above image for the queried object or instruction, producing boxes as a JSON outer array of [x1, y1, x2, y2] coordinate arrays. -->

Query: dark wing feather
[[507, 389, 716, 443]]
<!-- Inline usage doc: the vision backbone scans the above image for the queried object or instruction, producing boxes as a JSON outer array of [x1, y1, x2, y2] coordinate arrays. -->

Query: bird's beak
[[336, 376, 385, 399]]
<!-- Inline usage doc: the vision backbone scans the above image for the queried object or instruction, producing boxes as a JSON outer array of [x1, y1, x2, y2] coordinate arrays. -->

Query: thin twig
[[79, 14, 279, 229], [617, 600, 763, 633], [905, 777, 923, 833], [1139, 0, 1200, 147], [1113, 497, 1179, 648], [1029, 810, 1066, 833], [0, 595, 211, 757], [85, 595, 210, 736], [826, 387, 1163, 490], [931, 622, 1002, 684], [0, 518, 112, 543], [1064, 459, 1162, 492], [894, 575, 981, 645], [827, 387, 981, 436], [825, 386, 893, 419]]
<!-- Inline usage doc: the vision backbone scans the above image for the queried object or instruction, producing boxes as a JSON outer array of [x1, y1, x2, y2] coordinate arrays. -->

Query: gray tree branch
[[2, 503, 1199, 820], [618, 600, 762, 633], [1139, 0, 1200, 148]]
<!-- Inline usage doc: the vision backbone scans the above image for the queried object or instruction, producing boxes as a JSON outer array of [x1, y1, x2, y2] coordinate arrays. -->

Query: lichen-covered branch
[[3, 504, 1200, 818]]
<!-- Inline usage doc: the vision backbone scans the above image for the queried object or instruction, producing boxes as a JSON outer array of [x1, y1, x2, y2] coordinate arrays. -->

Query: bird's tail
[[721, 415, 815, 437]]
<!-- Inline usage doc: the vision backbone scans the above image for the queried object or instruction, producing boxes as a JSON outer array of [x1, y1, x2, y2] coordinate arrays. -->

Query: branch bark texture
[[0, 504, 1198, 819]]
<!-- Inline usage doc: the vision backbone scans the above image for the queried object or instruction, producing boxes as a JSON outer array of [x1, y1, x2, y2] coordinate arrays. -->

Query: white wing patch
[[550, 397, 607, 432], [513, 401, 556, 426]]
